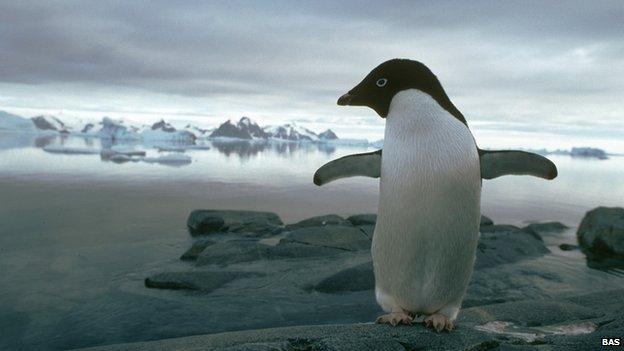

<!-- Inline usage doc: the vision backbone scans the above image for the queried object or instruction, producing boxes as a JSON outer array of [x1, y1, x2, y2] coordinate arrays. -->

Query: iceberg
[[0, 111, 36, 131], [43, 145, 101, 155], [141, 153, 192, 166]]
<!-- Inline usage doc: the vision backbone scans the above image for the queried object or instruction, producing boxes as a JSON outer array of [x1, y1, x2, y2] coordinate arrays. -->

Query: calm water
[[1, 132, 623, 350]]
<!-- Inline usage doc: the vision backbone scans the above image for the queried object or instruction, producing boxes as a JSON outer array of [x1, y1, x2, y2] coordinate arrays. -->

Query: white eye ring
[[376, 78, 388, 87]]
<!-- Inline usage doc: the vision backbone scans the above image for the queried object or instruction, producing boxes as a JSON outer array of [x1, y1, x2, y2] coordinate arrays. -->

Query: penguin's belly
[[372, 90, 481, 315]]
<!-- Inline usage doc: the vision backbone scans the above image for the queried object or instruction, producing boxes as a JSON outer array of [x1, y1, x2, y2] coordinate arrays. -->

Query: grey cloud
[[0, 1, 622, 124]]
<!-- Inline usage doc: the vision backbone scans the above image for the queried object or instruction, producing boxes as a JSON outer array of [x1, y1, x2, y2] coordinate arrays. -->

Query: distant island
[[514, 147, 610, 160]]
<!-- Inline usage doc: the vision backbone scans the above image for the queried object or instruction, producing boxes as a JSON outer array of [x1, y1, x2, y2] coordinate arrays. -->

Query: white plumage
[[372, 89, 481, 322]]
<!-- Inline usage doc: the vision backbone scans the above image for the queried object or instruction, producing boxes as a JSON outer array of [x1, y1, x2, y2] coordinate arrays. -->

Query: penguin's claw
[[375, 312, 413, 326], [424, 313, 453, 332]]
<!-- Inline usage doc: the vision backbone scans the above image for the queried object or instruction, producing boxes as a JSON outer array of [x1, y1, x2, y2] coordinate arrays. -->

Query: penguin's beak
[[337, 93, 353, 106]]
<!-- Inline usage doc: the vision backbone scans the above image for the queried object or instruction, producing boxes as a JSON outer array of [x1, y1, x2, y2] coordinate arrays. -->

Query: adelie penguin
[[314, 59, 557, 332]]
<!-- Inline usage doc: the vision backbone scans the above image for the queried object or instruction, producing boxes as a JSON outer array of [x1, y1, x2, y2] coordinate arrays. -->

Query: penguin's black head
[[338, 59, 465, 123]]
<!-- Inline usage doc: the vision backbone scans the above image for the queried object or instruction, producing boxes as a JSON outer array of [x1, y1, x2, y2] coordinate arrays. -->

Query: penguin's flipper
[[479, 149, 558, 180], [313, 150, 381, 186]]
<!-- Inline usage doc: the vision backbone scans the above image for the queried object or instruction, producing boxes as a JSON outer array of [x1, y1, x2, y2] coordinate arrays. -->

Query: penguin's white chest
[[372, 89, 481, 317]]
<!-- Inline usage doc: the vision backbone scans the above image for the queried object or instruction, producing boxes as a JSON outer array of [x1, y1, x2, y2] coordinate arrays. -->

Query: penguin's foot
[[424, 313, 453, 332], [375, 311, 413, 326]]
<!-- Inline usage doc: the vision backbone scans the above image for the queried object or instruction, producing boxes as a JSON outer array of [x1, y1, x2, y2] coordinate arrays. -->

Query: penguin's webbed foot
[[424, 313, 454, 332], [375, 311, 413, 326]]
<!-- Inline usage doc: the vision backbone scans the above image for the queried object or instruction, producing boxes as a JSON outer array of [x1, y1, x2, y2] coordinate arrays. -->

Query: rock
[[187, 213, 225, 235], [480, 215, 494, 226], [346, 214, 377, 226], [522, 221, 568, 238], [480, 224, 521, 233], [187, 210, 283, 237], [357, 225, 375, 240], [196, 240, 266, 266], [196, 240, 346, 266], [144, 271, 258, 292], [286, 214, 352, 230], [559, 243, 579, 251], [180, 239, 215, 261], [475, 225, 550, 269], [318, 129, 338, 140], [314, 262, 374, 293], [577, 207, 624, 256], [268, 242, 347, 260], [281, 225, 370, 251]]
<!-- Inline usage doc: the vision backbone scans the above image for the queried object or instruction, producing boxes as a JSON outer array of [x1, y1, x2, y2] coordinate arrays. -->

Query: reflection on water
[[0, 132, 339, 162], [211, 139, 336, 158]]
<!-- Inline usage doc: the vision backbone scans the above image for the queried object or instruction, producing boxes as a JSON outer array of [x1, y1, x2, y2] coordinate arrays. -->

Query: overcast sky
[[0, 1, 623, 145]]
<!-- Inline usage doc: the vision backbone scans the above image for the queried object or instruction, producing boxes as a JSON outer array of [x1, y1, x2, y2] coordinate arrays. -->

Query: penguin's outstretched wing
[[478, 149, 557, 180], [313, 148, 557, 185], [313, 150, 381, 186]]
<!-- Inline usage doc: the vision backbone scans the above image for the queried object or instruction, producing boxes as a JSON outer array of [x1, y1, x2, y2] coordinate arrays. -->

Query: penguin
[[315, 59, 557, 332]]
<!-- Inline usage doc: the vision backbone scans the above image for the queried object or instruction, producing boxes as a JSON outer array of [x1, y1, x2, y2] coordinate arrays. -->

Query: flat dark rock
[[281, 225, 371, 251], [577, 206, 624, 256], [346, 214, 377, 226], [144, 271, 259, 292], [286, 214, 352, 230], [475, 225, 550, 269], [196, 240, 267, 266], [357, 225, 375, 240], [314, 262, 374, 293], [187, 210, 283, 237], [522, 221, 568, 237], [180, 239, 215, 261], [196, 239, 347, 266]]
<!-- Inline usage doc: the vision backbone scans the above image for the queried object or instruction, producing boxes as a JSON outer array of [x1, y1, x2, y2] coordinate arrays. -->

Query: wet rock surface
[[145, 271, 260, 292], [187, 210, 283, 237], [79, 288, 624, 351], [522, 221, 568, 237], [281, 225, 370, 251], [77, 210, 624, 351], [285, 214, 352, 230], [475, 225, 550, 269], [180, 239, 215, 261], [346, 213, 377, 226]]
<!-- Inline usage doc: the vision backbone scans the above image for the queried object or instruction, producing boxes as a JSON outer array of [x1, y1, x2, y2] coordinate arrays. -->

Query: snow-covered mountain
[[77, 117, 141, 140], [318, 129, 338, 140], [209, 117, 270, 139], [264, 123, 320, 141], [183, 124, 212, 138], [140, 119, 196, 142], [209, 117, 340, 142], [31, 115, 70, 133], [1, 112, 345, 144]]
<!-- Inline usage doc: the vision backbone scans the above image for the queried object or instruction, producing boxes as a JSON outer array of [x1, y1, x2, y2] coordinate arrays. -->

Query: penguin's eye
[[376, 78, 388, 87]]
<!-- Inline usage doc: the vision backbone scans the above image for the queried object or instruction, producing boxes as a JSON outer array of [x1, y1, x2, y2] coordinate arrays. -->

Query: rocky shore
[[77, 208, 624, 351]]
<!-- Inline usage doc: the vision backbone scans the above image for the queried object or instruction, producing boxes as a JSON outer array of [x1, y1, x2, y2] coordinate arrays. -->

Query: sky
[[0, 1, 623, 149]]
